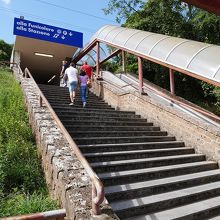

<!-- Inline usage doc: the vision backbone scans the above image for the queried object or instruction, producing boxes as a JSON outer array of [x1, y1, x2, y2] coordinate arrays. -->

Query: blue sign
[[13, 17, 83, 48]]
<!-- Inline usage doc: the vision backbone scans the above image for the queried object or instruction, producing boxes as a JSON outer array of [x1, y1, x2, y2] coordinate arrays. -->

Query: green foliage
[[0, 39, 13, 61], [101, 61, 119, 73], [125, 0, 187, 37], [103, 0, 144, 23], [0, 70, 58, 216], [191, 11, 220, 45], [0, 190, 58, 217]]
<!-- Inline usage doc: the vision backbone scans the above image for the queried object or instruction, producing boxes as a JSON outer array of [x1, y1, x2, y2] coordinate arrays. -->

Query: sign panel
[[13, 17, 83, 48]]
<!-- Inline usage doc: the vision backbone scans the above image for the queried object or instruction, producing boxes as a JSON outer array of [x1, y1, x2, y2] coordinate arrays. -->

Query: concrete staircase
[[39, 84, 220, 220]]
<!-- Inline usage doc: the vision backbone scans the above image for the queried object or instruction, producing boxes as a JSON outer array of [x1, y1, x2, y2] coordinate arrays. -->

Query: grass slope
[[0, 69, 58, 217]]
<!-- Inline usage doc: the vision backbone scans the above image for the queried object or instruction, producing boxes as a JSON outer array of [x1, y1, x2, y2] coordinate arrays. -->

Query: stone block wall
[[92, 81, 220, 164], [14, 71, 116, 220]]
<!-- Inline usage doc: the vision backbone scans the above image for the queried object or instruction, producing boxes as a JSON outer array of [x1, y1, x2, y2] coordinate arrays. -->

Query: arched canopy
[[90, 25, 220, 87]]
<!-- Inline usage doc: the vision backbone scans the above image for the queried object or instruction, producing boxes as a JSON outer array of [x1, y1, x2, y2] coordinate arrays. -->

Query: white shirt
[[64, 66, 78, 83]]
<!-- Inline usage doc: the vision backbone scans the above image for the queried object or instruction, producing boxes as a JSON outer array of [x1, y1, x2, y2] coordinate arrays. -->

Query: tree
[[103, 0, 144, 23], [0, 40, 13, 61], [192, 10, 220, 45]]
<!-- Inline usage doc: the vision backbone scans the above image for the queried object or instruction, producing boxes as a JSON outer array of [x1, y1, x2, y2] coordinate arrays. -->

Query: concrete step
[[74, 135, 175, 145], [47, 96, 102, 103], [208, 216, 220, 220], [61, 116, 148, 123], [112, 181, 220, 219], [48, 99, 111, 106], [46, 95, 102, 103], [56, 111, 141, 118], [105, 169, 220, 202], [40, 88, 98, 97], [79, 141, 185, 153], [39, 85, 84, 90], [65, 125, 157, 132], [38, 84, 92, 93], [71, 130, 167, 138], [45, 95, 105, 102], [49, 99, 107, 106], [63, 120, 153, 127], [38, 84, 68, 91], [55, 109, 137, 117], [126, 195, 220, 220], [40, 87, 97, 96], [59, 115, 143, 121], [99, 161, 218, 186], [54, 107, 135, 113], [50, 103, 113, 109], [52, 106, 118, 112], [84, 147, 194, 163], [91, 154, 205, 173]]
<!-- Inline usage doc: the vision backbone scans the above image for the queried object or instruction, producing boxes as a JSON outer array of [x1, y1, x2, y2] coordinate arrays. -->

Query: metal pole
[[39, 95, 43, 107], [92, 183, 100, 215], [122, 50, 126, 73], [138, 56, 143, 94], [169, 68, 175, 94], [1, 209, 66, 220], [96, 41, 100, 79], [24, 69, 27, 78]]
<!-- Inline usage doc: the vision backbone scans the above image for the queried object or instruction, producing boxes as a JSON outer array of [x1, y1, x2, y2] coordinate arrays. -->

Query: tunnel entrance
[[11, 17, 83, 84]]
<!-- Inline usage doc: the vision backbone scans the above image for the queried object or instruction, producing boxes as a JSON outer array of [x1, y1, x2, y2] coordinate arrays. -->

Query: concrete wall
[[91, 81, 220, 164], [14, 70, 116, 220]]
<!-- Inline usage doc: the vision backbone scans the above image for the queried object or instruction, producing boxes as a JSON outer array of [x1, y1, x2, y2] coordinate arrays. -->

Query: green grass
[[0, 69, 58, 217], [0, 190, 58, 217]]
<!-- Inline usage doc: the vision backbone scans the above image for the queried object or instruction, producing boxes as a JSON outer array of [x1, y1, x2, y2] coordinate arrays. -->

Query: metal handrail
[[114, 73, 220, 124], [0, 60, 11, 66], [23, 68, 104, 215], [1, 209, 66, 220], [126, 74, 220, 123]]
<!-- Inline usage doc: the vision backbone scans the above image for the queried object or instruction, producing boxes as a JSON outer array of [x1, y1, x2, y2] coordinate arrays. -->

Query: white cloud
[[1, 0, 11, 5]]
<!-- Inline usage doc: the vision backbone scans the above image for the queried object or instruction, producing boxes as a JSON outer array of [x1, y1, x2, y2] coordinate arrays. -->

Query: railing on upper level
[[1, 209, 66, 220], [21, 67, 104, 215], [99, 71, 220, 126]]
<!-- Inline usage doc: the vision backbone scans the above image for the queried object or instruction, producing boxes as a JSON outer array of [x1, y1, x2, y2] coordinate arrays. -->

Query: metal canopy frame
[[88, 25, 220, 88]]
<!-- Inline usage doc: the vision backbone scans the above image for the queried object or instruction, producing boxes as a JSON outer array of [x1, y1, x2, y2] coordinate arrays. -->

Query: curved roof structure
[[91, 25, 220, 87]]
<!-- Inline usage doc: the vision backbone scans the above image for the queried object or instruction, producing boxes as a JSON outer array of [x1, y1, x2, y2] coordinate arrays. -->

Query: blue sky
[[0, 0, 119, 45]]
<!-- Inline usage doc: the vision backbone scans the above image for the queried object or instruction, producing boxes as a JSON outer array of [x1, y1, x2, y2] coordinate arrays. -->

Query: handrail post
[[39, 95, 43, 107], [96, 41, 100, 78], [24, 69, 28, 78], [169, 68, 175, 94], [138, 56, 144, 94], [92, 183, 100, 215], [91, 179, 105, 215], [122, 50, 126, 73]]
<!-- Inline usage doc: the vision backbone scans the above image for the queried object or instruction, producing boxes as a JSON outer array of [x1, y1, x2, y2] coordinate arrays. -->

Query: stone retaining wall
[[92, 80, 220, 164], [14, 69, 116, 220]]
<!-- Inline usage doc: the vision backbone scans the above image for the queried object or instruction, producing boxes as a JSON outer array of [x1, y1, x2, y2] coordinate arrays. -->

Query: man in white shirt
[[64, 62, 78, 105]]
